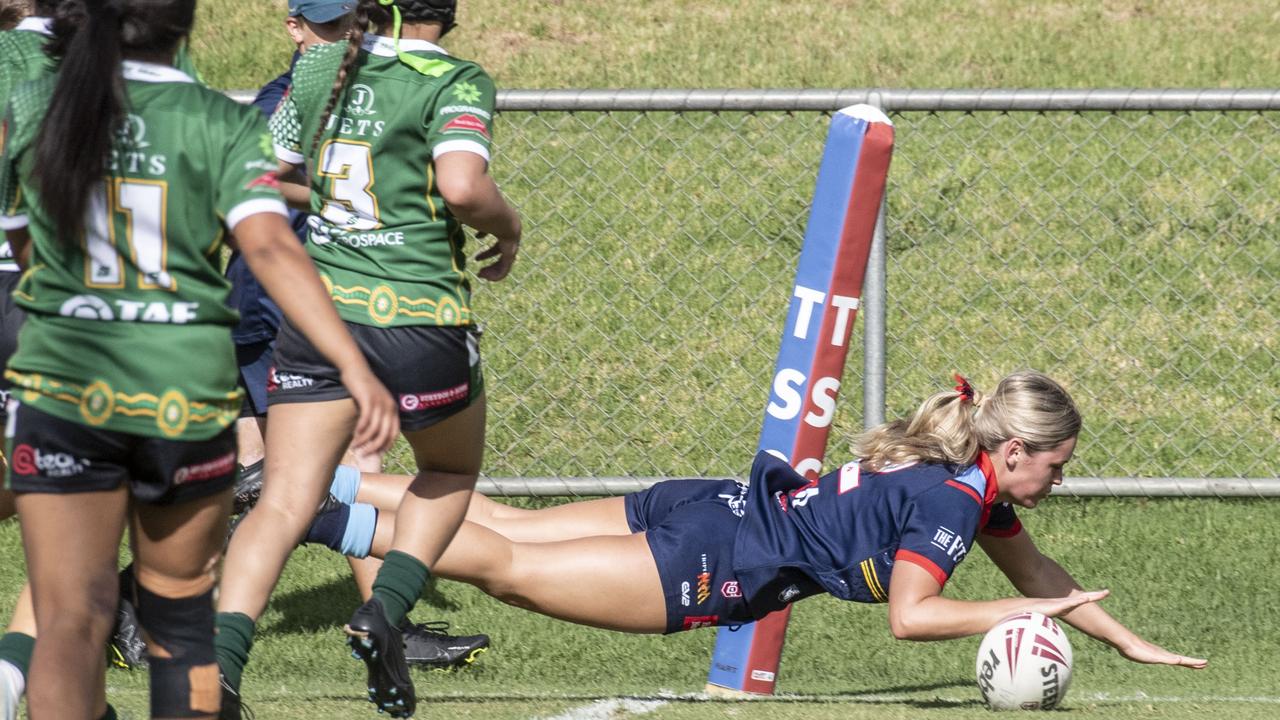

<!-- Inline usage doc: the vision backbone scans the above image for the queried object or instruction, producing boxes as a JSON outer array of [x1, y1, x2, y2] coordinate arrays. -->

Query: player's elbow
[[887, 606, 926, 641], [437, 174, 488, 214]]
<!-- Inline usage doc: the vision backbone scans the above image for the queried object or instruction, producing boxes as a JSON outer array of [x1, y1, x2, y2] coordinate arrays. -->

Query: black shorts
[[5, 400, 237, 505], [267, 319, 484, 432], [625, 478, 754, 633]]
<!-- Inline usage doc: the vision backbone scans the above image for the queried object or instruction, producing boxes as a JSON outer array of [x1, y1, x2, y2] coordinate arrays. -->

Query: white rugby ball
[[975, 612, 1073, 711]]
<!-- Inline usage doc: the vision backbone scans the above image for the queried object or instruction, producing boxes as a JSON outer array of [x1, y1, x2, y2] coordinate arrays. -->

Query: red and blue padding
[[706, 104, 894, 695]]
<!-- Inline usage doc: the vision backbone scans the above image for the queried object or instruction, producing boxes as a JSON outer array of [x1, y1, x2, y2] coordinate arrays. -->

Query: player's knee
[[41, 571, 117, 641], [254, 491, 321, 535], [134, 580, 221, 718]]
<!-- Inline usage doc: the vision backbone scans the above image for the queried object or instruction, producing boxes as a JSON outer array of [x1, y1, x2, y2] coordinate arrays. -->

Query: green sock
[[370, 550, 431, 627], [214, 612, 256, 690], [0, 631, 34, 677]]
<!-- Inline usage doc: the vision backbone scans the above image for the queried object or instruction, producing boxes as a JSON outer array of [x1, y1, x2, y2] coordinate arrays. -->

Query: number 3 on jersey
[[85, 179, 172, 290], [317, 139, 380, 231]]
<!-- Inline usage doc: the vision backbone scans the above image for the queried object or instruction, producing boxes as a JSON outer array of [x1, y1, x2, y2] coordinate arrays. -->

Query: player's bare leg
[[465, 493, 631, 542], [3, 586, 34, 638], [17, 488, 128, 719], [390, 396, 486, 573], [351, 472, 631, 543], [432, 522, 667, 633], [219, 399, 356, 618]]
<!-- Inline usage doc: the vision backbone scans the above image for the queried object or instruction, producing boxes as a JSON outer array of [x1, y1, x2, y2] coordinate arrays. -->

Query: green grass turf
[[4, 1, 1277, 718], [3, 496, 1275, 717]]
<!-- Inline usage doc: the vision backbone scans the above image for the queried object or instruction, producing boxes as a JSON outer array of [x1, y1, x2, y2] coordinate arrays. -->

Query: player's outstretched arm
[[886, 561, 1108, 641], [977, 531, 1208, 669]]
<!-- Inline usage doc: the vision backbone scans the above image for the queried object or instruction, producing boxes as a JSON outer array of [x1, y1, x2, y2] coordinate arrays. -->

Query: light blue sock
[[340, 502, 378, 559], [329, 464, 362, 504]]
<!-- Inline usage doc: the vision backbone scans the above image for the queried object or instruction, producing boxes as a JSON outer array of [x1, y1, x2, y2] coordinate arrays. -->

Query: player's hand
[[474, 231, 519, 281], [1031, 589, 1110, 618], [1116, 637, 1208, 669], [341, 366, 399, 454]]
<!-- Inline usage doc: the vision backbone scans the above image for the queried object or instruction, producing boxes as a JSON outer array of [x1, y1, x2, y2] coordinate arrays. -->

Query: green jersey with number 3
[[271, 35, 497, 328], [0, 61, 288, 440]]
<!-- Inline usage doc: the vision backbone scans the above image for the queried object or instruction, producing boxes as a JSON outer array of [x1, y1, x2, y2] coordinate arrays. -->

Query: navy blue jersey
[[733, 450, 1021, 616], [226, 55, 306, 344]]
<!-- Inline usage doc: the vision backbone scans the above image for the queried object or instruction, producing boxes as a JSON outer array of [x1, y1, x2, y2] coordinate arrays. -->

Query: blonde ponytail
[[854, 371, 1080, 471]]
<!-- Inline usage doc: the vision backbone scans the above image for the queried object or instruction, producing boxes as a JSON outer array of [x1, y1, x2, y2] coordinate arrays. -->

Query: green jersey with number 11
[[271, 35, 497, 328], [0, 61, 287, 440]]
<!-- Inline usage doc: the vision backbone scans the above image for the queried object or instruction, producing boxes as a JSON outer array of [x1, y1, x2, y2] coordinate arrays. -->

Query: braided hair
[[310, 0, 456, 153]]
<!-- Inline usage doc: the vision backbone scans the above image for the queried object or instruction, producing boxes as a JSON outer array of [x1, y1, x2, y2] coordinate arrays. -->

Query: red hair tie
[[953, 373, 974, 404]]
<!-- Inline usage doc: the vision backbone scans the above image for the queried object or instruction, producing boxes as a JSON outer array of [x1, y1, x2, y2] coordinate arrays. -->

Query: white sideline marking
[[540, 699, 668, 720]]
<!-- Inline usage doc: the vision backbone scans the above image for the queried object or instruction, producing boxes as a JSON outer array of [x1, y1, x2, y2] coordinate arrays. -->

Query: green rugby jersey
[[0, 60, 288, 439], [0, 17, 55, 273], [271, 35, 497, 328]]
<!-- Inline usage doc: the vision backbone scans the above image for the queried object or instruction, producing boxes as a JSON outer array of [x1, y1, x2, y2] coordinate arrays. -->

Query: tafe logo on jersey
[[346, 84, 377, 116], [59, 295, 199, 324], [117, 114, 149, 149]]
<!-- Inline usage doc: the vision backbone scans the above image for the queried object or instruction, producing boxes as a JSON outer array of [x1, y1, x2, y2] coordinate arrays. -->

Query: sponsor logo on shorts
[[680, 615, 718, 631], [398, 383, 469, 412], [721, 581, 742, 599], [750, 669, 776, 682], [174, 451, 237, 485], [777, 584, 801, 603], [694, 553, 712, 604], [680, 581, 690, 607], [267, 367, 315, 392], [441, 114, 490, 139], [11, 443, 91, 478]]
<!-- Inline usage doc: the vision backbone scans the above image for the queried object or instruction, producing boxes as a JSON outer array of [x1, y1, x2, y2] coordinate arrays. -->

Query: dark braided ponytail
[[311, 0, 386, 154], [310, 0, 458, 153]]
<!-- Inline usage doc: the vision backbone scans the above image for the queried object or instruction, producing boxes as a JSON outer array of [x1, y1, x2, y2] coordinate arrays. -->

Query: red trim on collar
[[976, 450, 1000, 529]]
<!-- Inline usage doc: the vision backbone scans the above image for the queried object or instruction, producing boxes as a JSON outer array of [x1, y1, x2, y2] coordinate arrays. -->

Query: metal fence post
[[862, 93, 887, 430]]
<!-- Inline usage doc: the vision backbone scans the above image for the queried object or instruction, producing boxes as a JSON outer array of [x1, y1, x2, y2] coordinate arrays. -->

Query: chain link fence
[[227, 89, 1278, 494]]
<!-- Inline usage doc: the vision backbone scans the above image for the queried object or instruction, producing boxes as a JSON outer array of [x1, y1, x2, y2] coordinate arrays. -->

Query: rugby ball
[[975, 612, 1073, 711]]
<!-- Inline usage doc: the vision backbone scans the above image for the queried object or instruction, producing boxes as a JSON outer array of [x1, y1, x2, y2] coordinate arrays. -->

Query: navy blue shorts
[[625, 478, 754, 633], [236, 339, 275, 418]]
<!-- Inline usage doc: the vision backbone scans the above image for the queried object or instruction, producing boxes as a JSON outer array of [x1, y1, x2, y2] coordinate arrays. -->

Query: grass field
[[4, 1, 1279, 718], [4, 497, 1278, 718]]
